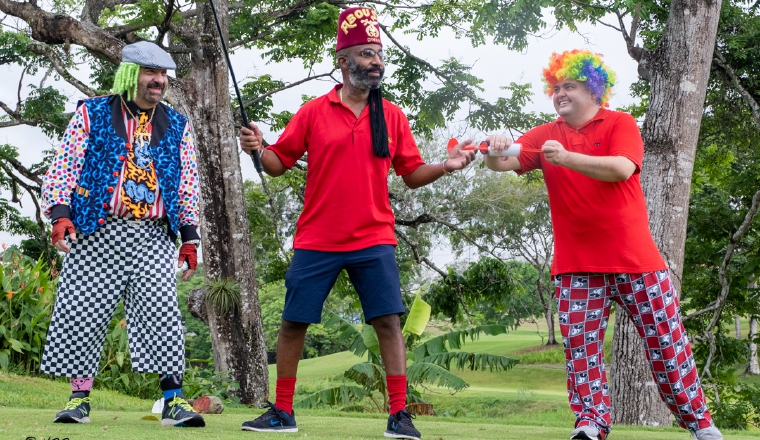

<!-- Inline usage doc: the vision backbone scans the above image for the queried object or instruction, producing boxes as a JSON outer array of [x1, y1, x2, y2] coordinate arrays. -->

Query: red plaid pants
[[556, 271, 713, 437]]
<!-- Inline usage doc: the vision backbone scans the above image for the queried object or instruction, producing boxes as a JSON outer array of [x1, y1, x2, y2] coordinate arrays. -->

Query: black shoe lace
[[260, 401, 281, 420], [396, 410, 416, 427]]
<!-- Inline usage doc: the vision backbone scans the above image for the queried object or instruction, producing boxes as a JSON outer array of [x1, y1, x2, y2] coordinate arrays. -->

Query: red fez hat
[[336, 7, 382, 52]]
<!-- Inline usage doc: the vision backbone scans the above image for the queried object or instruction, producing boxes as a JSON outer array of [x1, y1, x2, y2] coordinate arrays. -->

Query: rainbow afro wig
[[542, 50, 617, 107]]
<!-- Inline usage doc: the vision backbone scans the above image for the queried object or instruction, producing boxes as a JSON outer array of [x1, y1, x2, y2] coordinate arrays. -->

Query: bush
[[0, 246, 56, 375], [183, 366, 240, 403], [259, 282, 351, 359]]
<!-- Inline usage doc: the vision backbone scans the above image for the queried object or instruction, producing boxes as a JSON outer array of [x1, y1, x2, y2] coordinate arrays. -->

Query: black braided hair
[[369, 87, 389, 158]]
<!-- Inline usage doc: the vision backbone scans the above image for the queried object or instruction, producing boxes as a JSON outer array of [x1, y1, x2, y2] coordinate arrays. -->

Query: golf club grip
[[240, 111, 264, 173], [208, 0, 264, 173]]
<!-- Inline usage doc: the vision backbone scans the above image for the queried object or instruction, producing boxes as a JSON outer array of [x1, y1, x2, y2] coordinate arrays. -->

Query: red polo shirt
[[267, 85, 425, 251], [517, 109, 666, 275]]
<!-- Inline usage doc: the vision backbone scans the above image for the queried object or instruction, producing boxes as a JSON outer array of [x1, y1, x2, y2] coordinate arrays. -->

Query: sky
[[0, 11, 640, 262]]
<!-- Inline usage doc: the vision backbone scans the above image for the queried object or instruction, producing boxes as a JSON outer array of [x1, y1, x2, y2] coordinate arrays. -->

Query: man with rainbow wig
[[484, 50, 722, 440], [40, 41, 204, 428]]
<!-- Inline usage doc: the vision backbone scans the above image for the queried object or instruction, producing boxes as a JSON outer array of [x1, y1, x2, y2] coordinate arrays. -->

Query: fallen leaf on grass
[[142, 415, 159, 421]]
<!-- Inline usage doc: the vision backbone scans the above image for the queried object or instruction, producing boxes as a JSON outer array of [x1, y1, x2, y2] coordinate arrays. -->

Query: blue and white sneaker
[[53, 392, 91, 424], [385, 409, 421, 439], [241, 401, 298, 433], [161, 394, 205, 427]]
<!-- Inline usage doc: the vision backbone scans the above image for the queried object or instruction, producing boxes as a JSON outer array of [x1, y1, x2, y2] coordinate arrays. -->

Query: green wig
[[112, 62, 140, 101]]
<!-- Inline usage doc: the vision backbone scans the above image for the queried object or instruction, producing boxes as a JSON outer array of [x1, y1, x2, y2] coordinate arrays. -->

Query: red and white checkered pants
[[556, 271, 713, 437]]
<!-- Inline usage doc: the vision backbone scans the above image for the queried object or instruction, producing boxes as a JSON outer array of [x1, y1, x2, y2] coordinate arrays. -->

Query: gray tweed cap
[[121, 41, 176, 70]]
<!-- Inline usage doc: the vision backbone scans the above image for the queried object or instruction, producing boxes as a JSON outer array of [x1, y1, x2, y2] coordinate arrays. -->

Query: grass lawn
[[3, 406, 760, 440], [3, 320, 760, 439]]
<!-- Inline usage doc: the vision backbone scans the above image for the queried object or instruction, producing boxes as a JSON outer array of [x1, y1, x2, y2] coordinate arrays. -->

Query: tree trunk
[[544, 304, 557, 346], [537, 278, 558, 345], [735, 315, 743, 340], [612, 0, 722, 426], [610, 310, 670, 426], [172, 0, 268, 404], [748, 315, 759, 375]]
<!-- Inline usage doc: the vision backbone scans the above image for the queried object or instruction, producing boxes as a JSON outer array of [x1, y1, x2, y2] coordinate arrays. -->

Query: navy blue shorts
[[282, 245, 404, 324]]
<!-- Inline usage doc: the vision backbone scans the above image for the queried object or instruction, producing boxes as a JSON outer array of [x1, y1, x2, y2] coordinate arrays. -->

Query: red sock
[[386, 375, 407, 414], [275, 377, 297, 414]]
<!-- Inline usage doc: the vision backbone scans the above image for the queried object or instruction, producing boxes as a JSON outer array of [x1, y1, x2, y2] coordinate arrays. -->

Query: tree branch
[[714, 51, 760, 129], [6, 155, 43, 186], [394, 213, 436, 228], [692, 188, 760, 378], [0, 160, 44, 228], [243, 71, 337, 108], [80, 0, 139, 25], [27, 42, 96, 96], [395, 227, 447, 278], [0, 0, 123, 64], [379, 23, 517, 131]]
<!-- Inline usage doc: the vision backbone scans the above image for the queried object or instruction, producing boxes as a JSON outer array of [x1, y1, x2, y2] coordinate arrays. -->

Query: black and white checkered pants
[[41, 216, 185, 377]]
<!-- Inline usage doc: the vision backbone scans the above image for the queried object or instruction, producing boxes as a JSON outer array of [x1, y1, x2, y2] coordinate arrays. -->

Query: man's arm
[[43, 104, 91, 252], [177, 121, 201, 233], [401, 140, 477, 189], [240, 123, 288, 176], [176, 121, 202, 281], [42, 104, 90, 219], [542, 140, 636, 182]]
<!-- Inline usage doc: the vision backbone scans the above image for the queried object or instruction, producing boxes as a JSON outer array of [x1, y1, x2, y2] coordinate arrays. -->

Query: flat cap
[[121, 41, 176, 70]]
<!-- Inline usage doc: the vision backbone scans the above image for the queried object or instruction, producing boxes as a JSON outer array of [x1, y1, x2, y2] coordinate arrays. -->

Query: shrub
[[0, 246, 56, 375]]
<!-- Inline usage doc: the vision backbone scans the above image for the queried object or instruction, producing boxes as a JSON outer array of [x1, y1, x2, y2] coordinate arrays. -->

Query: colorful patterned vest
[[70, 95, 188, 237]]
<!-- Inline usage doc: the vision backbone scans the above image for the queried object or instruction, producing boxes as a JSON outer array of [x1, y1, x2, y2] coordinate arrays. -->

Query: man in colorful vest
[[484, 50, 722, 440], [238, 7, 476, 440], [40, 41, 204, 428]]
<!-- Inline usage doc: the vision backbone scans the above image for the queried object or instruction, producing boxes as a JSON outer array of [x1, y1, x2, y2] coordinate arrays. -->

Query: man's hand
[[541, 139, 636, 182], [240, 122, 265, 156], [542, 140, 572, 166], [483, 135, 521, 172], [51, 218, 76, 253], [445, 139, 477, 171], [177, 243, 197, 281], [485, 135, 513, 162]]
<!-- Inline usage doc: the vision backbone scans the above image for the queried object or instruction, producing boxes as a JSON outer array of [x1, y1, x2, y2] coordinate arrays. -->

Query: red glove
[[51, 218, 75, 245], [178, 243, 197, 270]]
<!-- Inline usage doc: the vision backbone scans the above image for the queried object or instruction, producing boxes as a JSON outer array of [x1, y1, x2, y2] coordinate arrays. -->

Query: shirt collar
[[329, 84, 344, 104], [556, 107, 609, 129]]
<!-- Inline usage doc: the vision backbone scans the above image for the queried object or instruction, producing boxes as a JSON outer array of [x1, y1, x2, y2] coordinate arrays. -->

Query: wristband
[[441, 160, 451, 176]]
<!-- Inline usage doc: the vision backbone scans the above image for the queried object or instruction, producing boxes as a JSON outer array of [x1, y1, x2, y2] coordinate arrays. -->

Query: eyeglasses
[[353, 48, 387, 62]]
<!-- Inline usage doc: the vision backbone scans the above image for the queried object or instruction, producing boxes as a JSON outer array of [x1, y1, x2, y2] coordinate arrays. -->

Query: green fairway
[[3, 320, 760, 439], [3, 407, 760, 440]]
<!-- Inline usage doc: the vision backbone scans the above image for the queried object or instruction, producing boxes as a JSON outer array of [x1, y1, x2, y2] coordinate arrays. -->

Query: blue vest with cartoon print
[[70, 95, 188, 237]]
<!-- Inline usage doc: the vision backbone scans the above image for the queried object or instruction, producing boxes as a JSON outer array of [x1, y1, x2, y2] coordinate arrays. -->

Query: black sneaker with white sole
[[384, 409, 421, 440], [241, 401, 298, 433]]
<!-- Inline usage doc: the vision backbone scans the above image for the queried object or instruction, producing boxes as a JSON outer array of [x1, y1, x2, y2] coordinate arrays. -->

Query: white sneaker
[[571, 426, 600, 440], [692, 426, 723, 440]]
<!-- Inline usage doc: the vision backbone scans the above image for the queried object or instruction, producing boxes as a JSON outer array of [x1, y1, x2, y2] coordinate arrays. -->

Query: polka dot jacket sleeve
[[178, 121, 200, 227], [41, 104, 89, 218]]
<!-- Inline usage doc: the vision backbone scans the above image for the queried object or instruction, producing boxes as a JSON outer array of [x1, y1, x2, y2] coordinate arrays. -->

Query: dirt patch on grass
[[513, 343, 561, 356]]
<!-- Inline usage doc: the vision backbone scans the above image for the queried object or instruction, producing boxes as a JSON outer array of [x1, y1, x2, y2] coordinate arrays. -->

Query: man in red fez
[[239, 6, 476, 439]]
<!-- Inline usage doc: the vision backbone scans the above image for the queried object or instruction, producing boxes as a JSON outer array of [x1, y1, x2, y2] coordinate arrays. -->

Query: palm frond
[[406, 362, 468, 392], [344, 362, 386, 394], [411, 324, 508, 360], [422, 352, 518, 372], [293, 385, 371, 409], [322, 309, 381, 362]]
